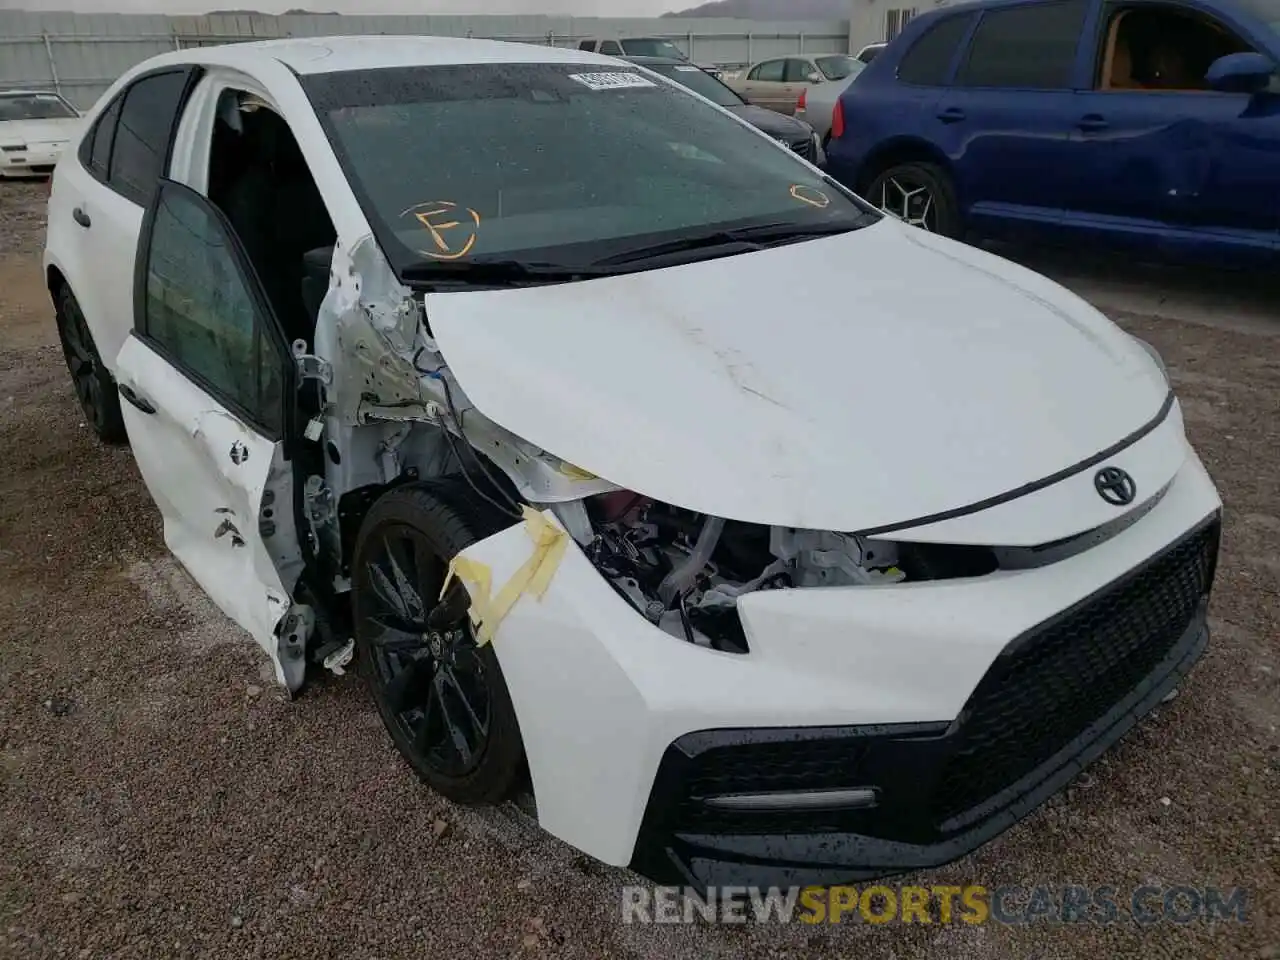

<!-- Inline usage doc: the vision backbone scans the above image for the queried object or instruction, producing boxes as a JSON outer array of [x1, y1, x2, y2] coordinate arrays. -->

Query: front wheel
[[352, 482, 525, 805], [866, 161, 961, 237], [54, 285, 127, 445]]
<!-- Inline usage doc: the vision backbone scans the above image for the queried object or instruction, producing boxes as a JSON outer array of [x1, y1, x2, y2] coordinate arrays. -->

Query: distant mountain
[[663, 0, 849, 18]]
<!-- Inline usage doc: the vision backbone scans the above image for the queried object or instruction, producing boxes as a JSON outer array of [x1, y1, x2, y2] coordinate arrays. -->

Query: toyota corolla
[[42, 36, 1221, 890]]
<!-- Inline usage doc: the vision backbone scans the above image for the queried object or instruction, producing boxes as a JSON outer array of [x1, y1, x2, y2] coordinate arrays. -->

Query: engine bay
[[579, 490, 998, 654]]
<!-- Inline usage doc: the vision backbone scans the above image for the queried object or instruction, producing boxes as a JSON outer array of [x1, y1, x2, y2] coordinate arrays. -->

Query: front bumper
[[456, 445, 1222, 882], [0, 145, 63, 177], [630, 526, 1216, 888]]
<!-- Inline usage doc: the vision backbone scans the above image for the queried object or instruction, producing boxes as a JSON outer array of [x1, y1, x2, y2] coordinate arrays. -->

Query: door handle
[[117, 384, 155, 414], [936, 107, 966, 123], [72, 207, 91, 228], [1077, 114, 1109, 132], [229, 441, 249, 465]]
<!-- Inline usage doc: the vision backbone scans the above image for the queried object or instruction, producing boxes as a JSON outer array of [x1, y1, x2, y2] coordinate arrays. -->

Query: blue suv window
[[956, 0, 1088, 89], [897, 12, 976, 85]]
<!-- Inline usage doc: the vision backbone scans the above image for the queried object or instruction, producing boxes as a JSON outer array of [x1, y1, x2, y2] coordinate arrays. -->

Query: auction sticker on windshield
[[568, 72, 658, 90]]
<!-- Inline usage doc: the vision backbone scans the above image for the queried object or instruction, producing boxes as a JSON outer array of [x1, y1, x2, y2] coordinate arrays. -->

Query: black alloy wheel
[[353, 483, 524, 804]]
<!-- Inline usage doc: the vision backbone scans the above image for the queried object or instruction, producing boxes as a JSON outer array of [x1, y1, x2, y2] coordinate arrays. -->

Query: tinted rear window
[[897, 13, 974, 85], [109, 70, 190, 205], [82, 95, 121, 180], [955, 0, 1087, 89]]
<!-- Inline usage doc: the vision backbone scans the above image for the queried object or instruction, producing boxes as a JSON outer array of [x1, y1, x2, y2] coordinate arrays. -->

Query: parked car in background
[[855, 41, 888, 63], [823, 0, 1280, 263], [794, 62, 866, 147], [726, 53, 863, 113], [0, 90, 82, 178], [625, 55, 823, 162], [577, 37, 722, 75]]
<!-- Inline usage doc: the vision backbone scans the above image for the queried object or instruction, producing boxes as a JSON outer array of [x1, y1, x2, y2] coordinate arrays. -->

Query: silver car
[[794, 63, 865, 148]]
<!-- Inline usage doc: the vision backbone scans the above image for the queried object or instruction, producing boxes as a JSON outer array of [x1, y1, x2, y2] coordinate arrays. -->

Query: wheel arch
[[46, 262, 67, 297], [855, 137, 955, 197], [351, 475, 529, 805]]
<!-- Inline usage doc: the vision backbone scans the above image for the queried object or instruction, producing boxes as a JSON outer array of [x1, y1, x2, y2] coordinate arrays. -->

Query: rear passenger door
[[742, 59, 787, 109], [52, 67, 199, 377], [779, 58, 819, 113], [932, 0, 1089, 236]]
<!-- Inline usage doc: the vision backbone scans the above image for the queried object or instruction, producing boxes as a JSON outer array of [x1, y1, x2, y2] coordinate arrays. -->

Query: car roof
[[146, 35, 620, 77], [620, 55, 688, 65]]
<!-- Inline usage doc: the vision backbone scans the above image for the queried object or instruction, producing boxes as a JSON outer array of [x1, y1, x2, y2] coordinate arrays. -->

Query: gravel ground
[[2, 179, 1277, 959]]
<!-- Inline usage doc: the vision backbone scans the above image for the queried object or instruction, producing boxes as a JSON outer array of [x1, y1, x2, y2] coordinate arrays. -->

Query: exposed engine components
[[581, 492, 907, 654]]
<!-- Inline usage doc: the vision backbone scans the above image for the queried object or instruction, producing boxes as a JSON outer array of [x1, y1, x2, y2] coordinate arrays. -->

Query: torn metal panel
[[314, 235, 619, 505]]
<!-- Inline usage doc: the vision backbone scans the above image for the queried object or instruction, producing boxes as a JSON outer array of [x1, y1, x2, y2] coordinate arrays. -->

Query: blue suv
[[823, 0, 1280, 263]]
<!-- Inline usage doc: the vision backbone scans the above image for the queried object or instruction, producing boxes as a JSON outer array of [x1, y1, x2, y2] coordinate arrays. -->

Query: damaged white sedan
[[43, 37, 1222, 890]]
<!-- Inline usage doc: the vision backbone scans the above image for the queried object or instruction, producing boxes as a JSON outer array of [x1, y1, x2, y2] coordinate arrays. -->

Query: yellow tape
[[439, 505, 569, 646]]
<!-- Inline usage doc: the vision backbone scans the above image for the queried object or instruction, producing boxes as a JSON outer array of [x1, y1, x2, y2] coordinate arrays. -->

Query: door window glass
[[80, 94, 122, 181], [753, 60, 786, 82], [897, 12, 975, 86], [142, 183, 284, 435], [956, 0, 1088, 89], [784, 58, 814, 82], [1097, 5, 1256, 91], [599, 40, 623, 55], [109, 70, 191, 206]]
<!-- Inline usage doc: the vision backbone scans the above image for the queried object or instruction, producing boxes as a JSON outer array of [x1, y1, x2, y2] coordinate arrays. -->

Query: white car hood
[[427, 219, 1170, 532], [0, 116, 80, 146]]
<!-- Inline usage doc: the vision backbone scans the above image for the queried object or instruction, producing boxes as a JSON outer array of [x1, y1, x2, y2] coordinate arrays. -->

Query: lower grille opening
[[931, 518, 1219, 824], [677, 734, 875, 835]]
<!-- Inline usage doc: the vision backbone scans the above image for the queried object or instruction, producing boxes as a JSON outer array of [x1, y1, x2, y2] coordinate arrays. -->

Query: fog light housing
[[703, 787, 879, 812]]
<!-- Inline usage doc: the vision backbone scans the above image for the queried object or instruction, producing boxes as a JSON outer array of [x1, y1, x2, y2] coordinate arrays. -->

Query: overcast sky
[[1, 0, 685, 14]]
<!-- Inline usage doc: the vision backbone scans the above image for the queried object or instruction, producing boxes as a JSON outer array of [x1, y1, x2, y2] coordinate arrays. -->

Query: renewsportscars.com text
[[622, 884, 1249, 925]]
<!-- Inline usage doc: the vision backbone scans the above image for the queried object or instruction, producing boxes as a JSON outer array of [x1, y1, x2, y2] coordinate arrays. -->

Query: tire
[[866, 161, 961, 237], [352, 480, 524, 805], [54, 284, 128, 445]]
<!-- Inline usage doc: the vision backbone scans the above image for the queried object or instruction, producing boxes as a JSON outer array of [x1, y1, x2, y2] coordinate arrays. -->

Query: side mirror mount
[[806, 71, 824, 83], [1205, 51, 1276, 94]]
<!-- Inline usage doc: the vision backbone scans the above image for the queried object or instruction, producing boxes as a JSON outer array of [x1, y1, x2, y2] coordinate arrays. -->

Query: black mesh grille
[[931, 520, 1219, 824]]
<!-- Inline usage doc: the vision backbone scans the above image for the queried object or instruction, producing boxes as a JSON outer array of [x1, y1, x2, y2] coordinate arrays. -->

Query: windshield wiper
[[592, 218, 870, 269], [400, 259, 615, 288]]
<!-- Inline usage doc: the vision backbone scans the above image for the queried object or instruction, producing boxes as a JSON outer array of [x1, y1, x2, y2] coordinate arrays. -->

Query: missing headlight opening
[[581, 491, 1000, 654]]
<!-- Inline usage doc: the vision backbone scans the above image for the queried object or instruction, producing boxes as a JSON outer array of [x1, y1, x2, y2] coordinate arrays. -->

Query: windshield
[[815, 55, 862, 80], [0, 93, 77, 122], [304, 63, 876, 281], [645, 62, 743, 106], [620, 38, 688, 58]]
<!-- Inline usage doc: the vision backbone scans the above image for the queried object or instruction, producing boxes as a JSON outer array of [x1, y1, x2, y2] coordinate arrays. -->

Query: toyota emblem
[[1094, 467, 1137, 506]]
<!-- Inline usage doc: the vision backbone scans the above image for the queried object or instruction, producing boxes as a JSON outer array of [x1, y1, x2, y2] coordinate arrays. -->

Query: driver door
[[113, 178, 297, 665]]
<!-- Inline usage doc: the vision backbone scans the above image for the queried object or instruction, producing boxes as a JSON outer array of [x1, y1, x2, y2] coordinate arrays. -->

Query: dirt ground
[[1, 178, 1277, 959]]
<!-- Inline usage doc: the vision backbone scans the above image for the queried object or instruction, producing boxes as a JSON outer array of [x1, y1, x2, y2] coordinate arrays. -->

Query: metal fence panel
[[0, 11, 851, 110]]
